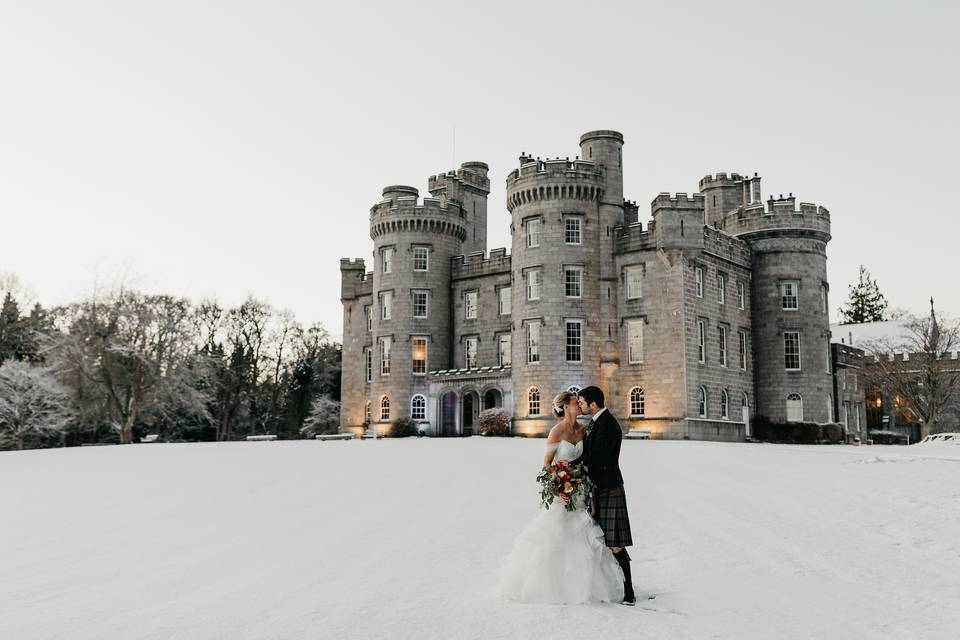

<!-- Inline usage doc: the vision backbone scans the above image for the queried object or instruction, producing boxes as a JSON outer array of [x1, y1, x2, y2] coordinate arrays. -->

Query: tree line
[[0, 279, 341, 450]]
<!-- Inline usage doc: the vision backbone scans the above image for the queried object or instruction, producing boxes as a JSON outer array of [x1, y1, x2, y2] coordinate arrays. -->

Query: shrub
[[388, 417, 419, 438], [869, 430, 909, 445], [478, 409, 512, 436], [752, 417, 845, 444]]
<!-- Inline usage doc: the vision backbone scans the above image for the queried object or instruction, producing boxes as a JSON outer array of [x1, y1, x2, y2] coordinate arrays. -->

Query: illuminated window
[[412, 337, 427, 374], [379, 396, 390, 421], [528, 388, 541, 416]]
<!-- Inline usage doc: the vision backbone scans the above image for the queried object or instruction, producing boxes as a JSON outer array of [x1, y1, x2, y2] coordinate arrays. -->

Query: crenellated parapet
[[703, 225, 752, 268], [614, 221, 653, 254], [450, 247, 512, 280], [428, 162, 491, 200], [369, 193, 468, 241], [340, 258, 372, 300], [506, 157, 605, 212], [722, 195, 831, 243]]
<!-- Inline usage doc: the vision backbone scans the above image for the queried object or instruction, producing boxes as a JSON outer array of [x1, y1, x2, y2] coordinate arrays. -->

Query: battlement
[[450, 247, 512, 280], [370, 195, 464, 219], [428, 161, 491, 196], [614, 222, 653, 254], [703, 226, 752, 267], [698, 173, 744, 189], [721, 194, 831, 241], [507, 157, 602, 181], [651, 192, 706, 212], [340, 257, 366, 271]]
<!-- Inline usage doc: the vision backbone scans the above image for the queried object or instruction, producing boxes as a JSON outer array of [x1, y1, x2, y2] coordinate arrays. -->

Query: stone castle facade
[[340, 130, 834, 440]]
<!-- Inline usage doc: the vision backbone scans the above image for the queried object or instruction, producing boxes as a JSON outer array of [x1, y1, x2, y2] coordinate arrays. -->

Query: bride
[[498, 391, 624, 604]]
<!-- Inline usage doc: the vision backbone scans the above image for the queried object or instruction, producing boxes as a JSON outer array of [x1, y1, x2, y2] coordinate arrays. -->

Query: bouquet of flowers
[[536, 460, 594, 512]]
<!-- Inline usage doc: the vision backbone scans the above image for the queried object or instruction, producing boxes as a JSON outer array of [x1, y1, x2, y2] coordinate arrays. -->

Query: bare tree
[[863, 300, 960, 438], [0, 360, 74, 450]]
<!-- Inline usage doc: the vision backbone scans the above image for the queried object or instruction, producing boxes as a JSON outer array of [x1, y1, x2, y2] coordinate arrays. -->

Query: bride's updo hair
[[552, 391, 577, 418]]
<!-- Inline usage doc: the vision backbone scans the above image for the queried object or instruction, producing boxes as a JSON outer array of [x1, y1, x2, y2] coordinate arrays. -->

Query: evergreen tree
[[0, 293, 23, 361], [839, 265, 888, 324]]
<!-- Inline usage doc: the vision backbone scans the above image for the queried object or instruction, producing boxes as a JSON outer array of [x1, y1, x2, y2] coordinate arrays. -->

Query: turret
[[651, 193, 706, 251], [428, 161, 490, 256]]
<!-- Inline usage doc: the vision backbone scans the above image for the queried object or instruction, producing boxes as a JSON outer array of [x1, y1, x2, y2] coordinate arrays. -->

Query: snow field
[[2, 439, 959, 639]]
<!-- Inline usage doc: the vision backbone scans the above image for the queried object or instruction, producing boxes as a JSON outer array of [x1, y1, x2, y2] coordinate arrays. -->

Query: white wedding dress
[[498, 439, 624, 604]]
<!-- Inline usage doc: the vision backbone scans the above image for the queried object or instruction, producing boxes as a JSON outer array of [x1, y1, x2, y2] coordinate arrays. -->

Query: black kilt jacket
[[580, 409, 625, 489]]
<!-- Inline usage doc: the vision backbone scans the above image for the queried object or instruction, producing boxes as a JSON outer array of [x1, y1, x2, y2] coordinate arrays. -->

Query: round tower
[[368, 186, 466, 432], [505, 150, 606, 435], [731, 190, 833, 425]]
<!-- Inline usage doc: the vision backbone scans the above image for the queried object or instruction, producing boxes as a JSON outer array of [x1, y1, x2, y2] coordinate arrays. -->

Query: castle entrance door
[[441, 392, 458, 436], [462, 392, 477, 436]]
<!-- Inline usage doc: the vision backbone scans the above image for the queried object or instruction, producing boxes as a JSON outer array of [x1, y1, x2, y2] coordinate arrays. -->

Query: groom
[[577, 386, 635, 606]]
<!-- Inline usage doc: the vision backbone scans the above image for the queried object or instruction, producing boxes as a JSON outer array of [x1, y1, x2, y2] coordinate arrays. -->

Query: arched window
[[629, 387, 645, 417], [528, 388, 541, 416], [567, 385, 581, 394], [698, 387, 708, 417], [786, 393, 803, 423], [721, 389, 729, 419], [741, 392, 749, 408], [365, 401, 371, 423], [380, 396, 391, 421], [411, 394, 426, 421]]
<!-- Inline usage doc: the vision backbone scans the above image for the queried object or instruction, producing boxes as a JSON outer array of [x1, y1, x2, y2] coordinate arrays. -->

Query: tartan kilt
[[592, 486, 633, 548]]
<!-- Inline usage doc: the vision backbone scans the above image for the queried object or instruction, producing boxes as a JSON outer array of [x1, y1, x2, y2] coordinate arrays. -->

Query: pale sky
[[2, 1, 957, 341]]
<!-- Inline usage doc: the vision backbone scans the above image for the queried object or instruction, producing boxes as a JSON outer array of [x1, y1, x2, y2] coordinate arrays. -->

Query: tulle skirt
[[498, 500, 624, 604]]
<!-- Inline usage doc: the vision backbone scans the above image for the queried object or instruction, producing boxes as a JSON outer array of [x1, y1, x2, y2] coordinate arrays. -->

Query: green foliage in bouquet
[[536, 460, 594, 512]]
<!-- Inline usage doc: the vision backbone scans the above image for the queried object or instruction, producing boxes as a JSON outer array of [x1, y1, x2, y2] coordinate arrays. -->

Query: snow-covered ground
[[3, 439, 959, 640]]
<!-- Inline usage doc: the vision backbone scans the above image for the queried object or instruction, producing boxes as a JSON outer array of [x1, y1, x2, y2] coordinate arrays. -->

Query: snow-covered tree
[[839, 265, 888, 324], [299, 395, 340, 438], [863, 300, 960, 438], [0, 360, 74, 450]]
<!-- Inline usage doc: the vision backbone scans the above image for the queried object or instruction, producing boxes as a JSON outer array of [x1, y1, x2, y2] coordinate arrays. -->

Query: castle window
[[465, 336, 478, 369], [527, 322, 541, 364], [498, 334, 512, 367], [719, 325, 728, 367], [381, 247, 393, 274], [498, 286, 512, 315], [697, 320, 706, 363], [698, 387, 708, 417], [411, 394, 426, 421], [780, 281, 799, 310], [413, 247, 429, 272], [820, 284, 828, 314], [412, 290, 428, 318], [379, 336, 392, 375], [737, 281, 746, 310], [564, 266, 583, 298], [365, 305, 372, 331], [525, 218, 541, 248], [826, 337, 832, 375], [627, 319, 643, 364], [629, 387, 645, 417], [380, 396, 391, 421], [718, 273, 726, 305], [564, 216, 582, 245], [528, 388, 541, 416], [626, 266, 643, 300], [364, 348, 372, 383], [526, 270, 541, 301], [738, 330, 747, 370], [721, 389, 729, 420], [565, 320, 583, 363], [786, 393, 803, 422], [695, 266, 704, 298], [784, 332, 801, 370], [365, 401, 371, 424], [379, 291, 392, 320], [464, 290, 478, 320], [412, 337, 427, 374]]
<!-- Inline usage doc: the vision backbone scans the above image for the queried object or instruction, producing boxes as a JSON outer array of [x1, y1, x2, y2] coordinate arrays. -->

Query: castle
[[339, 130, 834, 440]]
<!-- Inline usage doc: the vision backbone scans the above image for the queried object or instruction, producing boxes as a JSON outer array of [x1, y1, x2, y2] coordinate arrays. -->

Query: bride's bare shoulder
[[546, 424, 564, 442]]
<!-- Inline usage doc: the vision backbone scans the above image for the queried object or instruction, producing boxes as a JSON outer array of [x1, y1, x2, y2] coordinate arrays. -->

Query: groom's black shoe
[[614, 549, 636, 606]]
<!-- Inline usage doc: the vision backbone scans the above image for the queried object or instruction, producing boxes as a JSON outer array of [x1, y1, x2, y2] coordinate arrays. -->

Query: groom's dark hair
[[579, 386, 605, 408]]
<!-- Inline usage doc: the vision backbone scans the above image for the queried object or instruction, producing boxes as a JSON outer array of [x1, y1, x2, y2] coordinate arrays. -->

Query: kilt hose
[[592, 486, 633, 548]]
